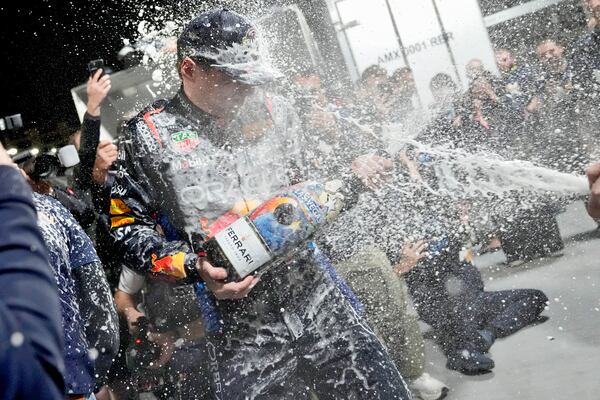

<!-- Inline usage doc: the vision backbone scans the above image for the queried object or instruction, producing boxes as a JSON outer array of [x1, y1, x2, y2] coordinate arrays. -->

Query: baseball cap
[[177, 8, 279, 85]]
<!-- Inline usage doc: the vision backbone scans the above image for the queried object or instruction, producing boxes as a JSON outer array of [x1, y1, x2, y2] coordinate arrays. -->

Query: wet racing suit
[[109, 89, 411, 400]]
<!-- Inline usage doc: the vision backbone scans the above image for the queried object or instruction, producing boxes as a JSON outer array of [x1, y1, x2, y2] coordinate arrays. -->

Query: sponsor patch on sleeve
[[110, 198, 132, 215], [150, 252, 187, 279], [110, 216, 135, 228]]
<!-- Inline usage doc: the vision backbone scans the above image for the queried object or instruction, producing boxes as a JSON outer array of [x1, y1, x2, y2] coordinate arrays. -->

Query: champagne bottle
[[201, 181, 344, 281]]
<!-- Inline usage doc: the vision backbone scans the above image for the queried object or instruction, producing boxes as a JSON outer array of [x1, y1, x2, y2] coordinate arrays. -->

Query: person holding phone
[[73, 67, 114, 191]]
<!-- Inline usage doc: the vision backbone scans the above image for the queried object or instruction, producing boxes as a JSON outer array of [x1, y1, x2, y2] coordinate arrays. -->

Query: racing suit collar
[[171, 88, 214, 125], [170, 88, 231, 147]]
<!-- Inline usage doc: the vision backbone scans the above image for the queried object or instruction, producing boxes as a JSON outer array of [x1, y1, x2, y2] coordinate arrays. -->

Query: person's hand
[[92, 140, 118, 185], [394, 241, 427, 275], [586, 162, 600, 218], [86, 69, 111, 117], [197, 259, 259, 300], [124, 307, 146, 335], [525, 96, 542, 114], [147, 330, 176, 369], [397, 149, 423, 182], [351, 153, 394, 190], [308, 109, 338, 135], [472, 78, 498, 102], [0, 142, 14, 166]]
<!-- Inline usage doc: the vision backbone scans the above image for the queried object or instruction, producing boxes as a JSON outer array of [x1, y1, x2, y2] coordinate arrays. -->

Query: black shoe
[[446, 350, 495, 375]]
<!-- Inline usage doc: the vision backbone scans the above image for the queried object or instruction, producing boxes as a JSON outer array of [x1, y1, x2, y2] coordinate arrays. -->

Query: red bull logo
[[110, 216, 135, 228], [150, 252, 187, 279], [110, 198, 131, 215]]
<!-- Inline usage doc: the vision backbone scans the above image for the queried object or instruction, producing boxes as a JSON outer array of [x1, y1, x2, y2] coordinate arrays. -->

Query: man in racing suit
[[109, 8, 411, 400]]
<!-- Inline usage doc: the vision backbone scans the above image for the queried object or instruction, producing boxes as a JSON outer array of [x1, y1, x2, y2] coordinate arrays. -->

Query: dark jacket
[[0, 166, 64, 399], [74, 112, 102, 193], [570, 28, 600, 95], [33, 193, 119, 394]]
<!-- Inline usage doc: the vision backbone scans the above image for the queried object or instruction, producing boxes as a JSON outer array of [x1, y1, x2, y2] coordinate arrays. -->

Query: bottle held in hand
[[203, 181, 344, 281]]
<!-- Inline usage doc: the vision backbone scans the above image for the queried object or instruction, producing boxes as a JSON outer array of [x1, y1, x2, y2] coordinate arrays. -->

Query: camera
[[13, 145, 80, 181], [126, 316, 162, 371]]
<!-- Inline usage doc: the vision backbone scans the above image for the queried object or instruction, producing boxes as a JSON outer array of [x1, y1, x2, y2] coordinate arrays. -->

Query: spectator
[[495, 48, 541, 113], [0, 143, 64, 399], [532, 39, 585, 173], [386, 67, 422, 124], [404, 238, 548, 375], [429, 72, 460, 120], [453, 71, 521, 153], [334, 244, 449, 400], [71, 68, 121, 289], [113, 264, 210, 398], [570, 0, 600, 159], [73, 68, 114, 192], [465, 58, 485, 82], [570, 0, 600, 93], [20, 152, 96, 230], [31, 189, 118, 398], [536, 39, 570, 82], [355, 64, 390, 123]]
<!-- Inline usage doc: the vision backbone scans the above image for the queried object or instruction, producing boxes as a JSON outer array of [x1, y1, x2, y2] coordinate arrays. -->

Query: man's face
[[364, 73, 387, 92], [394, 71, 416, 95], [495, 50, 515, 73], [466, 59, 484, 81], [587, 0, 600, 20], [536, 41, 565, 69], [205, 67, 256, 114]]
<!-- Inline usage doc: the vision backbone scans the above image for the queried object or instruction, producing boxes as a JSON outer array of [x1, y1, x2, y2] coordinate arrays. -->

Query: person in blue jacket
[[0, 143, 65, 399], [32, 191, 118, 399]]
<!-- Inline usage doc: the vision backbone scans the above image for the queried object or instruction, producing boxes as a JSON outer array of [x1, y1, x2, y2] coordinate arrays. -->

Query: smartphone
[[88, 59, 105, 77]]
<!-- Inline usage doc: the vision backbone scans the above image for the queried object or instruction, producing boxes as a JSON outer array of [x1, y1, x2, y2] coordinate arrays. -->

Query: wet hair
[[176, 54, 215, 79], [390, 67, 413, 84], [430, 73, 457, 91], [536, 39, 564, 52], [361, 64, 388, 84]]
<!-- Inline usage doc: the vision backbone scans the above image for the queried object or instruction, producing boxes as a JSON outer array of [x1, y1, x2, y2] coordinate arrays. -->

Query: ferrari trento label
[[214, 217, 272, 278]]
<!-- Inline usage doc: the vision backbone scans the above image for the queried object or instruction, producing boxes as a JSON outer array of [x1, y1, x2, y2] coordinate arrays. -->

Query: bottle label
[[214, 217, 272, 278]]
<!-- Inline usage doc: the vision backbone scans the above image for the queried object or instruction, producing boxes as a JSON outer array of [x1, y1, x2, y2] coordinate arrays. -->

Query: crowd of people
[[2, 1, 600, 400]]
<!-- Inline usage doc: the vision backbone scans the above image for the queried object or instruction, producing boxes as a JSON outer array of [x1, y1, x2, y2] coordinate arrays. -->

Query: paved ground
[[422, 201, 600, 400]]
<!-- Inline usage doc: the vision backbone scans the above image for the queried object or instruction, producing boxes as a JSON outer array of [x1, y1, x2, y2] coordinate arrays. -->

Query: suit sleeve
[[108, 118, 201, 283], [73, 112, 102, 191]]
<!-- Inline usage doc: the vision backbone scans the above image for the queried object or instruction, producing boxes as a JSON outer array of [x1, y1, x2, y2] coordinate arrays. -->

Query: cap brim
[[214, 63, 282, 86]]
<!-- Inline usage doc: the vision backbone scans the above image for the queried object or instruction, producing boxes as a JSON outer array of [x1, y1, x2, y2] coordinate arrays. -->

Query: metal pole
[[383, 0, 410, 68], [431, 0, 463, 87], [333, 0, 360, 79]]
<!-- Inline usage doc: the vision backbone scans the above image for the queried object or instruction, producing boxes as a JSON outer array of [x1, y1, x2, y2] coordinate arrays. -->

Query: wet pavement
[[422, 201, 600, 400]]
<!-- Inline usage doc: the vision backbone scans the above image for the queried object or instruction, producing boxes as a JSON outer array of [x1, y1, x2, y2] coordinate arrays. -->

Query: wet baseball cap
[[177, 8, 279, 86]]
